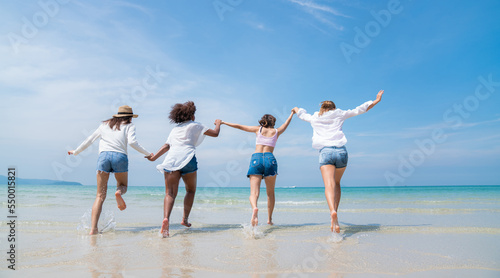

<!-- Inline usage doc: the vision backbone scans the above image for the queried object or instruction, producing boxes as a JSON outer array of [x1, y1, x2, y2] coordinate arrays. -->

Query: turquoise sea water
[[8, 184, 500, 231]]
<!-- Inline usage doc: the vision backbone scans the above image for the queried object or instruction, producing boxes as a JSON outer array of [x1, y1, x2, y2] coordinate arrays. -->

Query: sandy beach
[[1, 185, 499, 277]]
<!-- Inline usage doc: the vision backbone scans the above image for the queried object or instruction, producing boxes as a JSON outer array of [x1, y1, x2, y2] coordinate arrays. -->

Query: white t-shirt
[[73, 122, 150, 156], [156, 121, 209, 172], [297, 100, 373, 149]]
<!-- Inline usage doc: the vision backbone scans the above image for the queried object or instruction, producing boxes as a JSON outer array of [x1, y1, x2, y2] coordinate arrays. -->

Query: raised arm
[[277, 109, 296, 136], [204, 119, 222, 137], [366, 90, 384, 111], [294, 107, 313, 122], [149, 143, 170, 161], [221, 121, 260, 133]]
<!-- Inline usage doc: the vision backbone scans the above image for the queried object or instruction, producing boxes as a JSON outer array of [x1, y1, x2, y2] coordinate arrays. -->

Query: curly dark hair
[[103, 116, 132, 130], [258, 114, 276, 128], [169, 101, 196, 124]]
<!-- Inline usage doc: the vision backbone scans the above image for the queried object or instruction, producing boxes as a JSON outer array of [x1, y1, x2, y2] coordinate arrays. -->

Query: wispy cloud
[[355, 118, 500, 139], [287, 0, 349, 31]]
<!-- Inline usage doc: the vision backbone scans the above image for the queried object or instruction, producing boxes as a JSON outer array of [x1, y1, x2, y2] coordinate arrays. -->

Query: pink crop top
[[256, 127, 278, 147]]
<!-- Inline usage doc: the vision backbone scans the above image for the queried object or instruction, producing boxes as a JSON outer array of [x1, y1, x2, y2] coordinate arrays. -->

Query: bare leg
[[162, 171, 181, 237], [114, 172, 128, 211], [181, 171, 197, 227], [320, 165, 346, 233], [90, 172, 110, 235], [264, 175, 277, 225], [249, 175, 262, 226]]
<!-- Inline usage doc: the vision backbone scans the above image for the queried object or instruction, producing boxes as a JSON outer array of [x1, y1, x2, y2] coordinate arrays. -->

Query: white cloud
[[287, 0, 349, 31]]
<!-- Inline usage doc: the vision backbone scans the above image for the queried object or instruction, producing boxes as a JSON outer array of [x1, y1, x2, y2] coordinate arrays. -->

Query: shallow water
[[1, 185, 499, 276]]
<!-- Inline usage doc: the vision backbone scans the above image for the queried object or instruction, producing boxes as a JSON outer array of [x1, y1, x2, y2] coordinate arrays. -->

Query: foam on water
[[327, 232, 344, 243], [241, 223, 265, 239], [77, 208, 116, 234]]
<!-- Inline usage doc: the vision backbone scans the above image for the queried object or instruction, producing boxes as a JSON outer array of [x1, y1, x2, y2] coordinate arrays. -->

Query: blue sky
[[1, 0, 499, 187]]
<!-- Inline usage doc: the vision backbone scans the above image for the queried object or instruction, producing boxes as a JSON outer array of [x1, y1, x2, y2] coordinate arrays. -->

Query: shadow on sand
[[340, 222, 432, 238]]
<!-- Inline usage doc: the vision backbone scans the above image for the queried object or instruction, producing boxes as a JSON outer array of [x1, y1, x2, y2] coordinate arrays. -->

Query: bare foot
[[181, 217, 191, 228], [331, 211, 340, 233], [267, 218, 273, 225], [115, 191, 127, 211], [251, 208, 259, 227], [89, 228, 98, 235], [160, 218, 169, 238]]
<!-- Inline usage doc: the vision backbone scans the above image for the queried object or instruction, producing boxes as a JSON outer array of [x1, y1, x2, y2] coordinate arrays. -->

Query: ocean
[[1, 184, 499, 277]]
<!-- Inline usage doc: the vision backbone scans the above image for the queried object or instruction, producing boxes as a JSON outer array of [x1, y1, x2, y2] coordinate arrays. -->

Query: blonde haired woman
[[293, 90, 384, 233], [68, 105, 153, 235]]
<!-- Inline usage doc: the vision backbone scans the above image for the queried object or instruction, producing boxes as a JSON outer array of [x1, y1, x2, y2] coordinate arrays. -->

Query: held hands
[[145, 153, 156, 161], [214, 119, 222, 126], [292, 107, 299, 114]]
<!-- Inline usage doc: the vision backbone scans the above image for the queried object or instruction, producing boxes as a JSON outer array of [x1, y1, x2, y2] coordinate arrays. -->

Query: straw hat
[[113, 105, 138, 118]]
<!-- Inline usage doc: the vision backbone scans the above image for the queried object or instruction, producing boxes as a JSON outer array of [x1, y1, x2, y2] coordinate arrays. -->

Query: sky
[[0, 0, 499, 187]]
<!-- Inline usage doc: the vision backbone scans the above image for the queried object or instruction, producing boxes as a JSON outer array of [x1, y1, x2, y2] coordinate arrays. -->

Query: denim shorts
[[97, 151, 128, 173], [319, 146, 348, 168], [164, 156, 198, 176], [247, 152, 278, 178]]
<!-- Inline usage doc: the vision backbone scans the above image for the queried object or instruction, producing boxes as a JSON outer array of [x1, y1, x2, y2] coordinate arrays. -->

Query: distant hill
[[0, 175, 82, 185]]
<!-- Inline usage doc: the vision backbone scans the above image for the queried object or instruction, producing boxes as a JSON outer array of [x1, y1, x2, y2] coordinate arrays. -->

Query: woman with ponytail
[[222, 110, 296, 226], [293, 90, 384, 233]]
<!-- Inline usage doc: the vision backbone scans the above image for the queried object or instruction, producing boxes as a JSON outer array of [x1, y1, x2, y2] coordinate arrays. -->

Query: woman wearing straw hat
[[293, 90, 384, 233], [68, 105, 153, 235]]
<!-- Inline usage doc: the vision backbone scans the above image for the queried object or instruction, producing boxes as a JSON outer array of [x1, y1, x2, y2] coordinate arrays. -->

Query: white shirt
[[156, 121, 209, 172], [74, 122, 150, 156], [297, 100, 373, 149]]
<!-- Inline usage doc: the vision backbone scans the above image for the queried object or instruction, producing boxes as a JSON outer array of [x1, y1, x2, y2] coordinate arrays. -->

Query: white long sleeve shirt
[[73, 122, 150, 156], [156, 121, 209, 172], [297, 100, 373, 149]]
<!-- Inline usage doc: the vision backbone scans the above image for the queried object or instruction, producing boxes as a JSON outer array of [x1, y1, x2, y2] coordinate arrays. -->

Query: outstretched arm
[[277, 109, 296, 136], [68, 126, 101, 156], [366, 90, 384, 111], [221, 121, 260, 133], [204, 119, 222, 137], [149, 144, 170, 161], [294, 107, 313, 122]]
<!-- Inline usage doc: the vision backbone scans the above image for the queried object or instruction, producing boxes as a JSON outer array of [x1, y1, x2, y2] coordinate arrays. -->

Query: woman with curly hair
[[149, 101, 221, 237], [222, 109, 296, 226], [293, 90, 384, 233], [68, 105, 153, 235]]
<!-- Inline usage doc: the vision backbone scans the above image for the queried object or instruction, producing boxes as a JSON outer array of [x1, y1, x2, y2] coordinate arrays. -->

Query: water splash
[[77, 208, 116, 234], [327, 232, 344, 243], [241, 223, 265, 239]]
